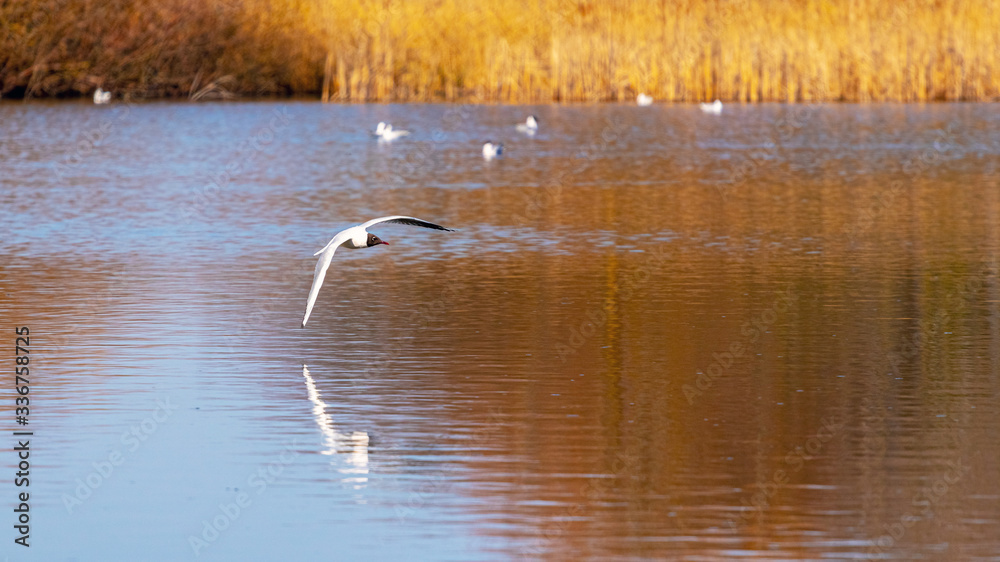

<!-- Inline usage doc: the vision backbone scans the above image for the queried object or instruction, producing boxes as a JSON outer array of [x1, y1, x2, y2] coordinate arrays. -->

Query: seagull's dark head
[[367, 233, 388, 247]]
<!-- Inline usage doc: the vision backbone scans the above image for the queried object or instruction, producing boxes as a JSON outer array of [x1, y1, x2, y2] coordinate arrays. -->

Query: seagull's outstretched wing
[[303, 231, 350, 327], [361, 215, 455, 232]]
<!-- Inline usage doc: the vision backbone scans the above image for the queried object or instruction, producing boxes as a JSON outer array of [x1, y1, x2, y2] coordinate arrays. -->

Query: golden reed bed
[[3, 0, 998, 102]]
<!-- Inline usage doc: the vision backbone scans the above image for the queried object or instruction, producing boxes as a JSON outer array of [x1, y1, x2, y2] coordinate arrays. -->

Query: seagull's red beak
[[381, 240, 390, 246]]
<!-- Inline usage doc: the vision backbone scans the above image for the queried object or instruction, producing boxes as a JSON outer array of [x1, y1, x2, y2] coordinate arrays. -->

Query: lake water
[[1, 101, 998, 561]]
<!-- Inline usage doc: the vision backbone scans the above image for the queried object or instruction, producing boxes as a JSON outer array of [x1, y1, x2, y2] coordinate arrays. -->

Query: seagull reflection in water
[[301, 365, 369, 487]]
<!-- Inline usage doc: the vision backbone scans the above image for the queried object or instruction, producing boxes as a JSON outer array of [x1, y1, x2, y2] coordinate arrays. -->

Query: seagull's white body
[[301, 216, 454, 326], [515, 115, 539, 134], [93, 88, 111, 104], [482, 142, 503, 159], [636, 93, 653, 106], [700, 99, 723, 114], [374, 121, 410, 141]]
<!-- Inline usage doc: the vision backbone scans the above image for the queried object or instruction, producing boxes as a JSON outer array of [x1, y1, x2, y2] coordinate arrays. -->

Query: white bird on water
[[301, 216, 455, 327], [374, 121, 410, 141], [636, 93, 653, 106], [482, 141, 503, 159], [516, 115, 539, 134], [93, 88, 111, 104], [700, 99, 723, 114]]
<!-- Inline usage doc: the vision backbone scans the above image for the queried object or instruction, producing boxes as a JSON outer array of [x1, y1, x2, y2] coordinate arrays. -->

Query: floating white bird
[[302, 216, 455, 327], [93, 88, 111, 104], [374, 121, 410, 141], [515, 115, 539, 134], [482, 141, 503, 159], [636, 93, 653, 106], [700, 99, 723, 114]]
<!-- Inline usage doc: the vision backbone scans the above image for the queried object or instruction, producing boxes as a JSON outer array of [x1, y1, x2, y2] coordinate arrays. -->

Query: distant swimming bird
[[93, 88, 111, 104], [700, 99, 723, 114], [301, 216, 455, 327], [374, 121, 410, 141], [516, 115, 539, 134], [482, 141, 503, 159], [636, 93, 653, 106]]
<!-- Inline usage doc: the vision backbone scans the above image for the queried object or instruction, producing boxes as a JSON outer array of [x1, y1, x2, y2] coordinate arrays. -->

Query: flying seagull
[[301, 216, 455, 327]]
